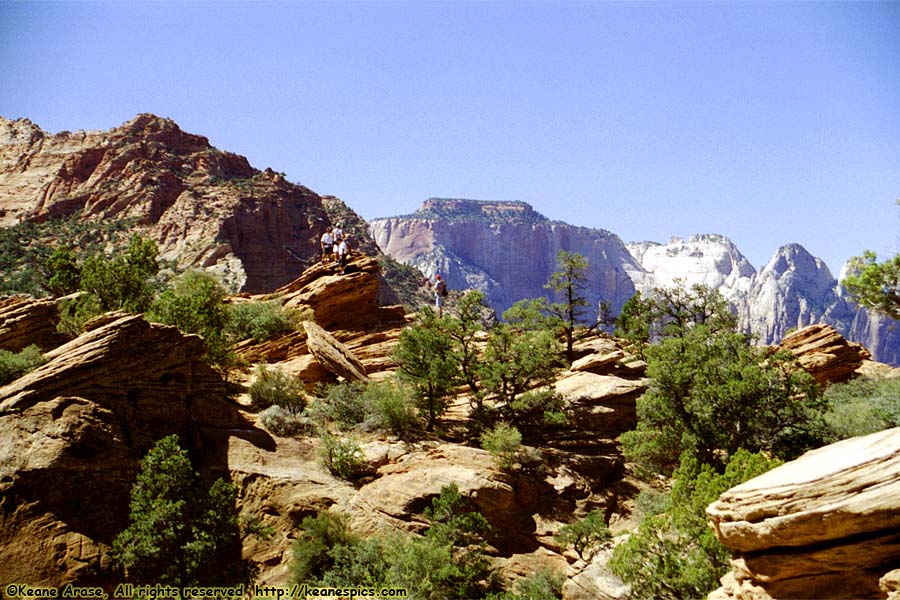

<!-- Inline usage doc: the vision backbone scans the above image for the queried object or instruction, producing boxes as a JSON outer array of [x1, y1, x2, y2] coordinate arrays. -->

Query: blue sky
[[2, 1, 900, 273]]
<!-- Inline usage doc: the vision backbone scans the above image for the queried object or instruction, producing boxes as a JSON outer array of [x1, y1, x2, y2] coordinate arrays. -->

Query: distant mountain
[[372, 200, 900, 365], [370, 198, 639, 317], [0, 114, 329, 293]]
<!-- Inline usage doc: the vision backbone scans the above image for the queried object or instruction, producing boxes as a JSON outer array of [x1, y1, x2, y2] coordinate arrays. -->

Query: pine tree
[[112, 435, 246, 585]]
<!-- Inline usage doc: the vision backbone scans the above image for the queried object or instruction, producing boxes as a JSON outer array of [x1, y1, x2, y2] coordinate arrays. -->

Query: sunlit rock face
[[0, 114, 330, 293], [625, 235, 899, 365], [707, 427, 900, 600], [375, 204, 900, 364], [371, 199, 640, 321]]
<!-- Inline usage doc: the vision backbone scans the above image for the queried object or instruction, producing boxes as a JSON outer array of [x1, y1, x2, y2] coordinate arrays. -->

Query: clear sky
[[2, 1, 899, 274]]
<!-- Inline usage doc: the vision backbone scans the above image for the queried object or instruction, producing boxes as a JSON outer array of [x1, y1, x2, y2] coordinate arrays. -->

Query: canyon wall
[[372, 202, 900, 364], [0, 114, 329, 292]]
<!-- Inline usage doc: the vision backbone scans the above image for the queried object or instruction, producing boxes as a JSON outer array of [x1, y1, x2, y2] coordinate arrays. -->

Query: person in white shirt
[[434, 274, 447, 317], [320, 227, 334, 263], [336, 236, 350, 269]]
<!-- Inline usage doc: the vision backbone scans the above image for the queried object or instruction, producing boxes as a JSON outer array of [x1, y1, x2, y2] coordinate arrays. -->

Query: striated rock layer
[[707, 427, 900, 599], [0, 114, 330, 292], [0, 313, 253, 585], [370, 199, 639, 321]]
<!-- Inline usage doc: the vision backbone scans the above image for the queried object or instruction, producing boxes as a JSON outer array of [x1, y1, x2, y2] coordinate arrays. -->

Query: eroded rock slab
[[778, 323, 871, 385], [302, 320, 368, 382], [0, 313, 248, 585], [707, 427, 900, 599]]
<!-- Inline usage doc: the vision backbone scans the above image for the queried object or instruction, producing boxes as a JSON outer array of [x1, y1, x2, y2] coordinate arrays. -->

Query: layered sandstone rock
[[706, 427, 900, 599], [279, 254, 406, 332], [0, 294, 70, 351], [777, 323, 871, 385], [302, 320, 368, 382], [0, 313, 250, 585], [0, 114, 329, 292]]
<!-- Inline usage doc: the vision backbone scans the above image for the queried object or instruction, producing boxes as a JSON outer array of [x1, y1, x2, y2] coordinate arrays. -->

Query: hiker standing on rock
[[320, 227, 334, 263], [332, 222, 344, 261], [434, 274, 447, 318], [337, 235, 350, 270]]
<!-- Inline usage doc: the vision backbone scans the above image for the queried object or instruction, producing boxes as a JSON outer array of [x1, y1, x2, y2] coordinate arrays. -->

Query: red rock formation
[[0, 314, 252, 585], [777, 323, 871, 385], [0, 294, 70, 351], [278, 254, 406, 332], [0, 114, 329, 293]]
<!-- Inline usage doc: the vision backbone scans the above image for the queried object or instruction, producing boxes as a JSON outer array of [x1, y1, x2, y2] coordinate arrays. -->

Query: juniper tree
[[393, 307, 459, 431], [112, 435, 246, 585], [843, 250, 900, 320], [545, 250, 590, 363]]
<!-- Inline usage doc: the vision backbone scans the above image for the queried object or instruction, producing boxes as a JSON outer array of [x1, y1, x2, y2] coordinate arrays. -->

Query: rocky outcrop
[[302, 320, 368, 382], [0, 313, 253, 585], [0, 256, 648, 590], [0, 114, 330, 292], [278, 254, 406, 332], [706, 427, 900, 599], [370, 199, 639, 321], [562, 546, 629, 600], [374, 208, 900, 365], [777, 324, 871, 385], [0, 294, 70, 351]]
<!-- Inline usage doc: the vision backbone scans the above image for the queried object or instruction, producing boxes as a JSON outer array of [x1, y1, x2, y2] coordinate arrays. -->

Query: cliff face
[[628, 236, 899, 364], [707, 426, 900, 599], [373, 206, 898, 364], [371, 199, 640, 320], [0, 114, 329, 292]]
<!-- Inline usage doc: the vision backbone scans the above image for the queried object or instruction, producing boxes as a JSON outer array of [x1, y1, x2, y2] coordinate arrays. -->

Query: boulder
[[545, 371, 647, 453], [562, 545, 629, 600], [881, 569, 900, 600], [706, 427, 900, 599], [778, 323, 871, 384], [570, 350, 626, 374], [302, 321, 368, 382], [0, 313, 250, 585], [0, 295, 70, 352], [279, 254, 405, 332]]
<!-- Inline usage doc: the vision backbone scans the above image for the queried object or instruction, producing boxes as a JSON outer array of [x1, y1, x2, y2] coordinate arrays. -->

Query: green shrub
[[56, 293, 104, 336], [312, 381, 369, 428], [0, 344, 46, 385], [149, 270, 231, 366], [44, 246, 81, 296], [509, 388, 567, 427], [289, 487, 503, 599], [823, 376, 900, 441], [364, 380, 419, 439], [634, 487, 670, 518], [554, 509, 611, 561], [249, 364, 305, 414], [227, 300, 300, 342], [480, 423, 522, 471], [609, 449, 781, 600], [489, 568, 565, 600], [423, 482, 490, 548], [111, 435, 248, 585], [257, 405, 312, 437], [319, 536, 392, 589], [318, 432, 365, 480], [290, 512, 358, 583], [80, 234, 160, 313]]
